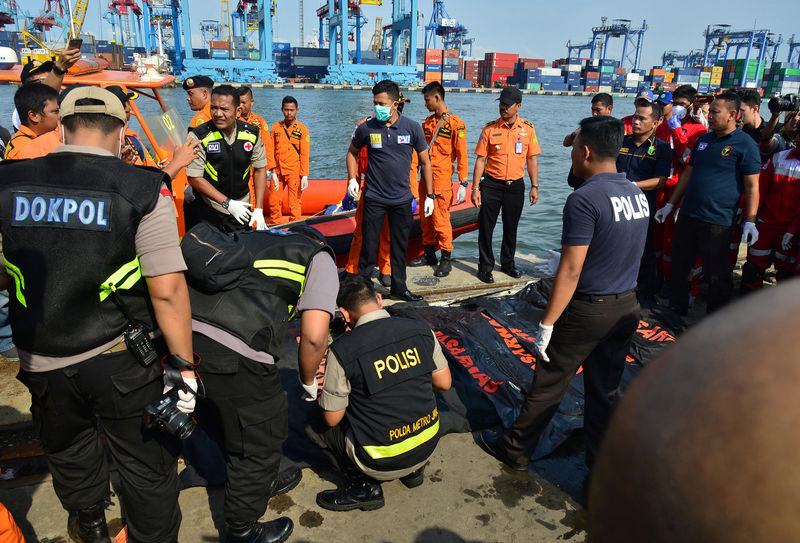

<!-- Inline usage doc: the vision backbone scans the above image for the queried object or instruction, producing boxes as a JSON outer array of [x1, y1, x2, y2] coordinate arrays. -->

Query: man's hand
[[742, 221, 759, 246], [455, 184, 467, 204], [529, 186, 539, 205], [653, 203, 674, 224], [170, 136, 202, 171], [424, 195, 435, 218], [272, 173, 280, 190], [534, 323, 554, 363], [782, 232, 794, 252], [471, 186, 481, 207], [55, 47, 81, 72], [163, 377, 198, 414], [227, 199, 252, 225], [250, 208, 267, 230], [347, 178, 360, 199], [120, 145, 136, 164], [300, 176, 308, 191]]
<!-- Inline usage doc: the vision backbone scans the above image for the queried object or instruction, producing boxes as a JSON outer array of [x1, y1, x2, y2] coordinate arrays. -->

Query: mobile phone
[[67, 38, 83, 50]]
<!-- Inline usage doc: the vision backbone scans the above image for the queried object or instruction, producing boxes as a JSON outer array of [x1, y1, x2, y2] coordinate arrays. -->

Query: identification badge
[[397, 135, 411, 144], [370, 133, 382, 149], [207, 142, 221, 153], [697, 142, 708, 151], [515, 141, 523, 154]]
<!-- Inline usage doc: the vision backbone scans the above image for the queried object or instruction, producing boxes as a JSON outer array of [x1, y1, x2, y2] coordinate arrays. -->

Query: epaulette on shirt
[[522, 119, 534, 127], [485, 120, 495, 127]]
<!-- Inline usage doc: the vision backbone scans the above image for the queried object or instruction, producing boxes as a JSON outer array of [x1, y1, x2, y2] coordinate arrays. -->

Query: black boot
[[399, 465, 425, 489], [410, 245, 437, 267], [225, 518, 293, 543], [316, 475, 385, 512], [434, 251, 452, 277], [268, 465, 302, 498], [67, 503, 111, 543]]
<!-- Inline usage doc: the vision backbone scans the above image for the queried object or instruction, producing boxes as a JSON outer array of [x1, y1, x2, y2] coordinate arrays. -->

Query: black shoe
[[477, 271, 494, 284], [399, 466, 425, 489], [500, 266, 523, 278], [434, 251, 452, 277], [316, 479, 385, 512], [225, 518, 293, 543], [379, 273, 392, 288], [338, 270, 359, 282], [67, 503, 111, 543], [392, 289, 423, 302], [410, 245, 438, 267], [268, 466, 302, 499], [479, 429, 529, 472]]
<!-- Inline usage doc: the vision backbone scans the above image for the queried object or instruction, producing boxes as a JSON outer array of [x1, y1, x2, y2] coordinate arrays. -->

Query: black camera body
[[768, 93, 800, 113], [143, 390, 195, 440]]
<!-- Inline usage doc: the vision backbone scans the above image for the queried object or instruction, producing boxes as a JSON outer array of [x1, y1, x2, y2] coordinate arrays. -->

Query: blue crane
[[566, 38, 595, 60], [423, 0, 472, 56], [661, 49, 704, 69], [142, 1, 186, 73], [788, 34, 800, 66], [589, 18, 647, 72], [702, 24, 781, 86], [315, 0, 368, 64]]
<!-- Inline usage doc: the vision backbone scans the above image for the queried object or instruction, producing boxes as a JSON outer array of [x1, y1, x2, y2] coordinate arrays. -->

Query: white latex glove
[[534, 250, 561, 276], [742, 221, 759, 246], [455, 184, 467, 204], [782, 232, 794, 252], [163, 377, 197, 415], [534, 323, 554, 363], [692, 109, 709, 129], [300, 377, 318, 402], [424, 195, 435, 218], [347, 178, 360, 199], [654, 203, 674, 224], [301, 176, 308, 191], [272, 173, 280, 190], [227, 199, 252, 225], [250, 207, 267, 230], [183, 184, 195, 204]]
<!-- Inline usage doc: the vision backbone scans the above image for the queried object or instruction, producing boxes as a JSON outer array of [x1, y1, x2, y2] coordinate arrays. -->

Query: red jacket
[[761, 148, 800, 231]]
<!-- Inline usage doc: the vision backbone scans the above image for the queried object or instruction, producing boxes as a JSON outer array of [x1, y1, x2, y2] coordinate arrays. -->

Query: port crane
[[103, 0, 144, 47], [589, 18, 647, 72], [788, 34, 800, 66], [565, 38, 595, 60], [423, 0, 472, 56], [702, 25, 781, 86], [0, 1, 16, 28], [661, 49, 704, 69]]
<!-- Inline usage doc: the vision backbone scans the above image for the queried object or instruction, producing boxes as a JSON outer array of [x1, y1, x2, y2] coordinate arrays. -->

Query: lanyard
[[427, 112, 451, 151], [281, 123, 301, 156]]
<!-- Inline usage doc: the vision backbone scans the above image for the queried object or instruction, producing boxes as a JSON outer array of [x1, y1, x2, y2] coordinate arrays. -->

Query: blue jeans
[[0, 290, 13, 351]]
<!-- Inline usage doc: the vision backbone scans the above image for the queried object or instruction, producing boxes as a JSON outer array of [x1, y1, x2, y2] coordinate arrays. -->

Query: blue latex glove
[[411, 198, 418, 214], [667, 113, 682, 130]]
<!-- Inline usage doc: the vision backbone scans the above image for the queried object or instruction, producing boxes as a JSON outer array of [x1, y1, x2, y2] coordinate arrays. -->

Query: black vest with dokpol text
[[0, 153, 163, 358], [192, 120, 259, 201], [329, 315, 440, 471]]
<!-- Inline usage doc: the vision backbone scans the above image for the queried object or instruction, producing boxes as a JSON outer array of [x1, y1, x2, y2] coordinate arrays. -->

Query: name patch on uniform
[[397, 135, 411, 144], [697, 142, 709, 151], [515, 141, 523, 154], [609, 194, 650, 222], [370, 133, 382, 148], [12, 191, 112, 231], [207, 142, 221, 153]]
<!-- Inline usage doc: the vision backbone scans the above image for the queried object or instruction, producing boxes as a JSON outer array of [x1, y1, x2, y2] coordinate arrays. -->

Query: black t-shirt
[[562, 172, 649, 295], [0, 124, 11, 161], [351, 115, 427, 204]]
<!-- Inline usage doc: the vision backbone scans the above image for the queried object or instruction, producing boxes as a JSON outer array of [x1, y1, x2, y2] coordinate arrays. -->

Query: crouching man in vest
[[181, 223, 337, 543], [185, 84, 270, 233], [306, 276, 452, 511]]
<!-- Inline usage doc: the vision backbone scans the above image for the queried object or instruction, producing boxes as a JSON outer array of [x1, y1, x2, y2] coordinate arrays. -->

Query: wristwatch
[[52, 64, 67, 76], [460, 181, 469, 187], [426, 193, 435, 199], [221, 198, 231, 209]]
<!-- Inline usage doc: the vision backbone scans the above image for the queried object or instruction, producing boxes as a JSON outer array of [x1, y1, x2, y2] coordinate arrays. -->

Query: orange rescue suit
[[270, 119, 310, 222]]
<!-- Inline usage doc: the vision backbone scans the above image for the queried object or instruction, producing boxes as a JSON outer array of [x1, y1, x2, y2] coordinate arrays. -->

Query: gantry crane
[[142, 0, 184, 70], [0, 0, 17, 28], [702, 24, 781, 86], [589, 18, 647, 72], [423, 0, 472, 56], [661, 49, 704, 69], [199, 19, 220, 47], [788, 34, 800, 66], [566, 38, 595, 60]]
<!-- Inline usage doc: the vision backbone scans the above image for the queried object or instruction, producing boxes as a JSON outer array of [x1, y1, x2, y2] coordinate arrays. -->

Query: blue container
[[584, 78, 600, 85], [294, 47, 328, 57], [569, 85, 585, 92], [542, 82, 569, 91], [541, 75, 565, 84], [443, 64, 459, 73], [425, 63, 442, 72], [210, 49, 229, 59], [273, 42, 291, 51], [600, 59, 617, 67], [698, 84, 710, 92]]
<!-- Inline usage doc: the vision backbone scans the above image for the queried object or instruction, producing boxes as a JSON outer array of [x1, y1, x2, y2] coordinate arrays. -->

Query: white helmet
[[0, 47, 18, 70]]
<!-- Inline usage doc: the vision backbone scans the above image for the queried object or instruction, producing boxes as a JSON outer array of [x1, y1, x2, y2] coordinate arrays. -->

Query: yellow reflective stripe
[[99, 257, 142, 302], [256, 268, 306, 285], [362, 419, 439, 460], [242, 166, 251, 180], [204, 162, 219, 182], [253, 259, 306, 274], [237, 131, 257, 143], [201, 131, 223, 147], [3, 257, 26, 308]]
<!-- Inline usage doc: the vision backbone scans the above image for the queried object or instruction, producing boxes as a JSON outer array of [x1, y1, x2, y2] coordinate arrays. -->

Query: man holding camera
[[0, 87, 195, 542], [760, 94, 799, 159]]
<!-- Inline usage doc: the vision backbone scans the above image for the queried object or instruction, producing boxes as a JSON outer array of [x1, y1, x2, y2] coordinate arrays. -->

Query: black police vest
[[0, 153, 164, 357], [182, 224, 334, 360], [329, 316, 440, 471], [191, 120, 259, 201]]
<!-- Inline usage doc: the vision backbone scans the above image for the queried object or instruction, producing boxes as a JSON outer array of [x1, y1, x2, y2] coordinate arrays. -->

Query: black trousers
[[478, 176, 525, 273], [498, 291, 640, 468], [669, 214, 733, 314], [637, 192, 658, 300], [358, 196, 412, 292], [17, 350, 181, 543], [192, 333, 288, 524], [304, 407, 354, 475]]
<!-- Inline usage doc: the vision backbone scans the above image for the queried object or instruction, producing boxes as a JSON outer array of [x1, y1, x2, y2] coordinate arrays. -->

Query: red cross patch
[[243, 141, 254, 152]]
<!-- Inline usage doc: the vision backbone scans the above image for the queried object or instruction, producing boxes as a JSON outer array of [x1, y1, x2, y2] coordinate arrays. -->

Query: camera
[[143, 390, 195, 440], [768, 94, 800, 113]]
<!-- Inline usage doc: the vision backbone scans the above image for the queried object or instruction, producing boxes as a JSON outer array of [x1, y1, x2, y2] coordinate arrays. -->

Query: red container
[[443, 49, 460, 58], [210, 40, 230, 50], [487, 66, 515, 76], [584, 71, 600, 78], [584, 85, 600, 92], [485, 52, 518, 62]]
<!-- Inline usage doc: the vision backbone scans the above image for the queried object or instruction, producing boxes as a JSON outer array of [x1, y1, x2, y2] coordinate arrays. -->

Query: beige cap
[[59, 86, 127, 123]]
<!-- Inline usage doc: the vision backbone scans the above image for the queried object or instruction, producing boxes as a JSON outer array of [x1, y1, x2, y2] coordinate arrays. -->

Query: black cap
[[497, 87, 522, 106], [20, 60, 54, 84], [105, 85, 136, 104], [182, 75, 214, 91]]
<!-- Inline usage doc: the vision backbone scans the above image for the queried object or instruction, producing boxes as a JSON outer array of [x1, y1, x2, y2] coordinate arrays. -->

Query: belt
[[572, 289, 636, 303], [102, 341, 128, 355], [485, 174, 521, 187]]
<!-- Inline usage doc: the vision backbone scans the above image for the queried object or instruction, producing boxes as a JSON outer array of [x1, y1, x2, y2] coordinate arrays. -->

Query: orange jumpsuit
[[345, 117, 419, 276], [420, 109, 468, 253], [270, 119, 310, 222], [0, 502, 24, 543], [239, 110, 276, 209], [189, 102, 212, 129], [18, 128, 60, 158], [4, 125, 37, 159]]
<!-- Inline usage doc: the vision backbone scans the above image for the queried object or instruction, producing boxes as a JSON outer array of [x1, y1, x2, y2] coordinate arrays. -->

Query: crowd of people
[[0, 45, 799, 542]]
